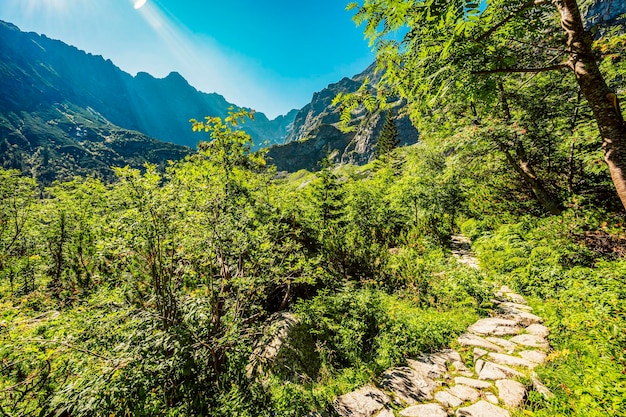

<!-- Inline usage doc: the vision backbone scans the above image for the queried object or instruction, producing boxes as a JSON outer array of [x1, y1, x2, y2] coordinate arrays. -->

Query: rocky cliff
[[267, 65, 419, 172], [584, 0, 626, 30]]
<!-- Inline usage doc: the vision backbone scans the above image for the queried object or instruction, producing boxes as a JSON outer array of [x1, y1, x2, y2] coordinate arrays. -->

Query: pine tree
[[374, 111, 400, 165]]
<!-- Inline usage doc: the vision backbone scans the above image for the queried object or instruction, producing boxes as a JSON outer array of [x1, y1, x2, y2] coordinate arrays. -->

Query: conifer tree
[[375, 111, 400, 164]]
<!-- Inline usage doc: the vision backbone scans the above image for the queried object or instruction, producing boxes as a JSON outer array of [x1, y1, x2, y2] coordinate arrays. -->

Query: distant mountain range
[[0, 20, 419, 182]]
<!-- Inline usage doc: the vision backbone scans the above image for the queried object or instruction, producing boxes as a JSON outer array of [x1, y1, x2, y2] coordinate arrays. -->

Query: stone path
[[450, 235, 479, 269], [332, 286, 552, 416]]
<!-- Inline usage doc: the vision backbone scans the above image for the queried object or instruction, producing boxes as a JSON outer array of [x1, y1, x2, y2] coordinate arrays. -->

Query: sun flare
[[133, 0, 147, 10]]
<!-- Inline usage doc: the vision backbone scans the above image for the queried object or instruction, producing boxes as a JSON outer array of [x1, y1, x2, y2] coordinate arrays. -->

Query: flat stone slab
[[525, 324, 550, 338], [456, 400, 511, 417], [485, 393, 499, 404], [452, 359, 473, 376], [476, 360, 521, 380], [496, 379, 526, 408], [501, 310, 543, 326], [458, 333, 505, 352], [380, 367, 436, 404], [488, 352, 537, 369], [520, 350, 548, 364], [504, 293, 527, 304], [510, 334, 549, 349], [378, 410, 395, 417], [500, 302, 533, 312], [474, 348, 489, 361], [407, 359, 445, 379], [468, 318, 521, 336], [486, 337, 517, 352], [334, 385, 390, 417], [434, 390, 463, 408], [448, 384, 480, 402], [454, 376, 492, 389], [410, 349, 462, 378], [400, 403, 448, 417]]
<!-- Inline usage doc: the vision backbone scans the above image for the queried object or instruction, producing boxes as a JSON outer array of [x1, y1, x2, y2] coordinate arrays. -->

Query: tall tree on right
[[346, 0, 626, 211]]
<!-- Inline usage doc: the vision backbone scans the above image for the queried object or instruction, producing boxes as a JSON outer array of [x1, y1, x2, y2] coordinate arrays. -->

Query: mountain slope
[[266, 64, 419, 172], [0, 20, 295, 152]]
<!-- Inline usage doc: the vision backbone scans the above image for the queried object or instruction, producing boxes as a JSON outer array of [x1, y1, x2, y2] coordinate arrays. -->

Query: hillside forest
[[1, 1, 626, 416]]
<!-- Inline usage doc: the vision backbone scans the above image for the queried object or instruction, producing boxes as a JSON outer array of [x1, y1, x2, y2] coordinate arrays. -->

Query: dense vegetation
[[1, 2, 625, 416]]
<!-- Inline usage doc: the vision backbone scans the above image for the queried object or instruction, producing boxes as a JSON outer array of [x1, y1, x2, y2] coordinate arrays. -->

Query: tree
[[346, 0, 626, 211], [375, 110, 401, 164]]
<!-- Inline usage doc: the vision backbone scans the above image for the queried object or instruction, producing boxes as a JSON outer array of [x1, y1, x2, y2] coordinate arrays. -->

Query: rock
[[380, 367, 437, 404], [500, 286, 514, 294], [488, 352, 537, 369], [334, 385, 390, 417], [477, 361, 521, 380], [407, 359, 446, 379], [452, 360, 473, 377], [531, 373, 554, 399], [500, 302, 533, 312], [447, 384, 480, 402], [377, 410, 396, 417], [246, 312, 299, 379], [474, 348, 489, 361], [501, 310, 543, 326], [475, 359, 485, 375], [400, 403, 448, 417], [485, 393, 499, 404], [504, 293, 527, 304], [468, 318, 521, 336], [454, 377, 492, 389], [510, 334, 549, 349], [411, 349, 463, 377], [456, 400, 510, 417], [486, 337, 517, 352], [458, 333, 505, 353], [435, 390, 463, 408], [525, 324, 550, 338], [520, 350, 548, 364], [496, 379, 526, 408]]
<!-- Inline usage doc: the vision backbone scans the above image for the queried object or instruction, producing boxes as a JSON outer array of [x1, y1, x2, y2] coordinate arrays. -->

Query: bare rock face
[[267, 64, 419, 172], [584, 0, 626, 30], [334, 385, 390, 417]]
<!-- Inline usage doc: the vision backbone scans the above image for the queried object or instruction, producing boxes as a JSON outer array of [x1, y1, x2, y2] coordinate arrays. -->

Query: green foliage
[[263, 287, 480, 415], [469, 210, 626, 416], [374, 110, 401, 166]]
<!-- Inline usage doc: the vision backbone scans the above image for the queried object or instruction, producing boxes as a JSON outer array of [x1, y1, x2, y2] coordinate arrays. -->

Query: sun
[[133, 0, 148, 9]]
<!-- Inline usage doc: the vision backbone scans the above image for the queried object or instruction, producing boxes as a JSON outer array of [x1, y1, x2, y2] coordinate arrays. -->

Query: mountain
[[584, 0, 626, 30], [0, 20, 296, 183], [266, 64, 419, 172]]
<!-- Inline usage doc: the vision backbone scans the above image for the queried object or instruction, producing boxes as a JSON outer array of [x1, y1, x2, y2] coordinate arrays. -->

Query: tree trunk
[[497, 82, 563, 214], [556, 0, 626, 210]]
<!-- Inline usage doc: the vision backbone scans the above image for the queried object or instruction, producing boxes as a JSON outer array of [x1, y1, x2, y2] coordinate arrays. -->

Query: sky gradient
[[0, 0, 375, 118]]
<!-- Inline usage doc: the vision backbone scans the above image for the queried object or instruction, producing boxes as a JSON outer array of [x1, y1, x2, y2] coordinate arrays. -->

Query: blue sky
[[0, 0, 375, 118]]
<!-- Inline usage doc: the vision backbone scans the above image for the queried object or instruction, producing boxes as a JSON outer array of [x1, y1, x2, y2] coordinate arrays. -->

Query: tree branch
[[475, 0, 550, 43], [473, 63, 569, 75]]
